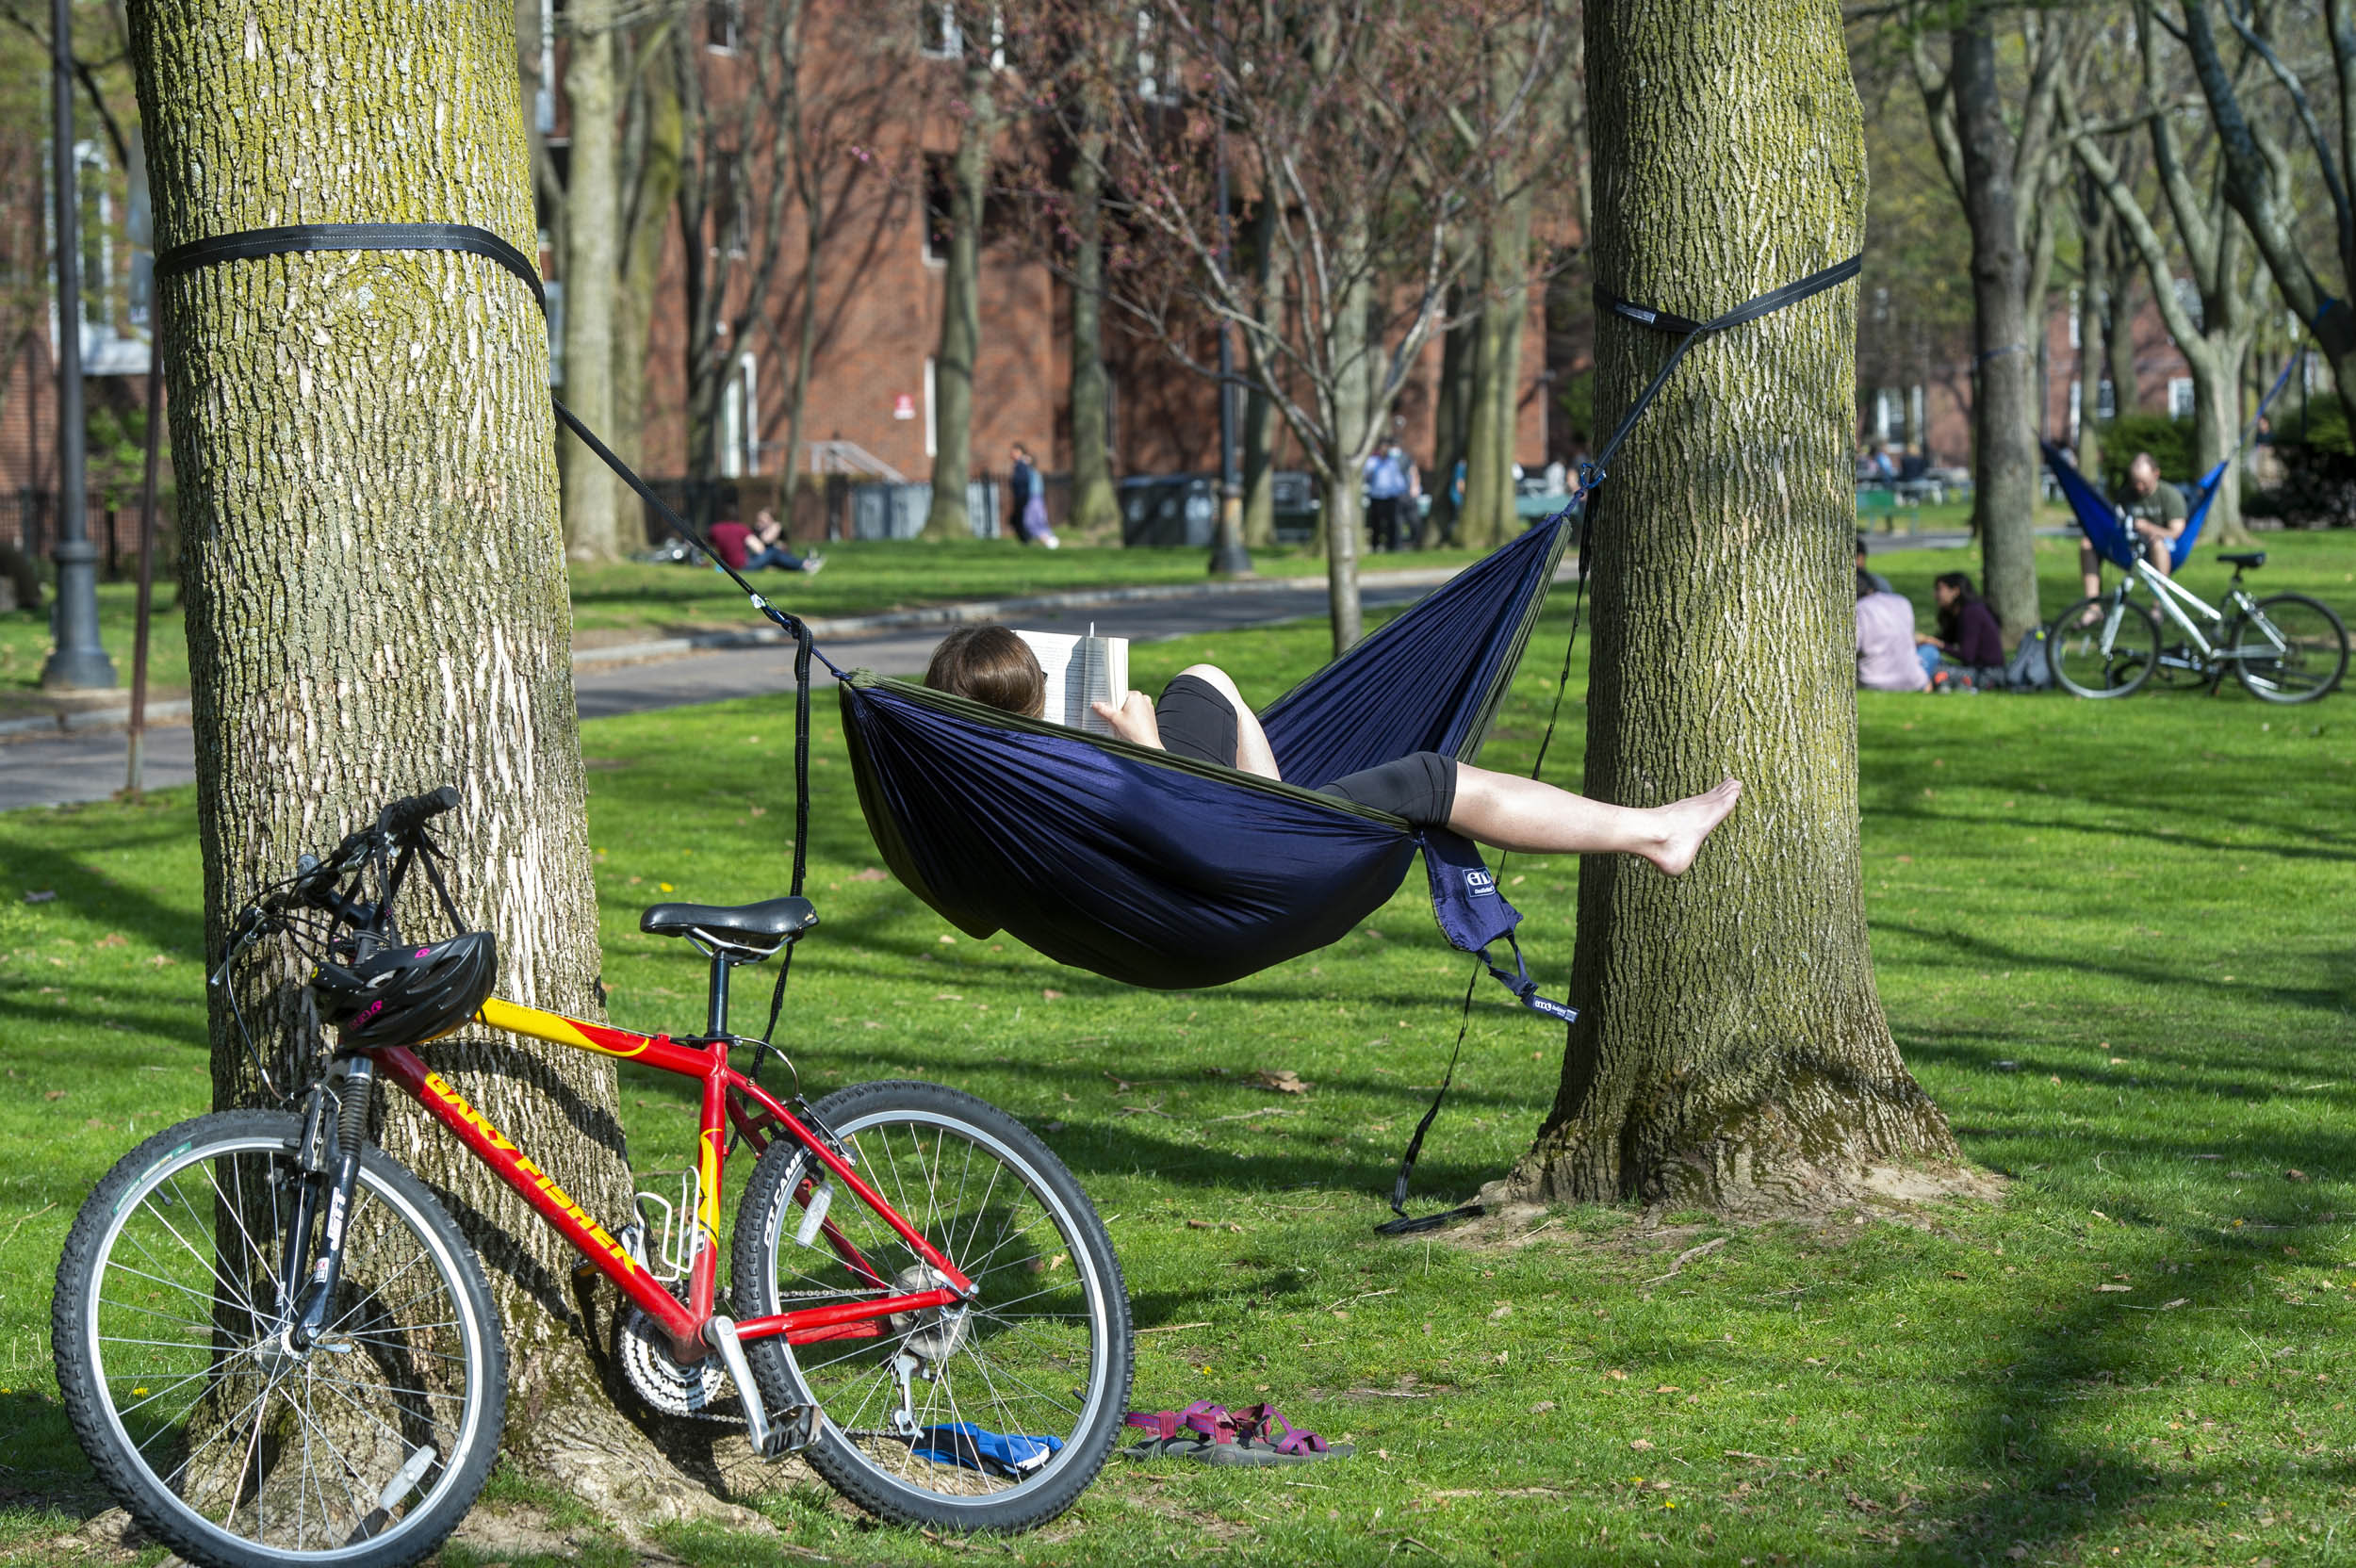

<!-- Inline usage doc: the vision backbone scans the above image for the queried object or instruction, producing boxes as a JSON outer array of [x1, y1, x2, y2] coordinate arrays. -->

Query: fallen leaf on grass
[[1023, 1252, 1068, 1274], [1944, 1270, 1970, 1280], [1042, 988, 1064, 1001], [1605, 1369, 1628, 1381], [93, 933, 124, 949], [1253, 1069, 1310, 1095], [848, 868, 888, 882], [1628, 1439, 1653, 1452], [1489, 1302, 1513, 1320], [2095, 1283, 2132, 1293], [1528, 1400, 1556, 1413], [2287, 1168, 2311, 1182], [2161, 1298, 2188, 1310], [23, 890, 55, 904]]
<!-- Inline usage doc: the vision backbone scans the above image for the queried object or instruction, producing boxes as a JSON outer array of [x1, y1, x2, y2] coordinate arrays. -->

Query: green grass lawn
[[0, 540, 1463, 719], [0, 532, 2351, 1564]]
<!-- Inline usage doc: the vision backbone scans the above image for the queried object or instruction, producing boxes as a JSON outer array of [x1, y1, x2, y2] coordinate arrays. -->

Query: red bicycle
[[52, 788, 1133, 1567]]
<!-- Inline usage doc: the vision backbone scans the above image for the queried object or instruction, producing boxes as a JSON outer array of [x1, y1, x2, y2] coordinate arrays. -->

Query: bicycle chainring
[[615, 1299, 736, 1422]]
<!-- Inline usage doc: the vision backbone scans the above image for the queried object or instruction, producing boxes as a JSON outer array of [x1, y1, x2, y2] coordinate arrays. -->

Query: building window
[[712, 151, 747, 257], [2066, 287, 2081, 349], [924, 356, 938, 458], [2097, 378, 2117, 420], [708, 0, 744, 53], [739, 352, 760, 475], [2168, 377, 2196, 420], [1136, 7, 1178, 102], [920, 2, 961, 57], [2172, 276, 2203, 332], [922, 154, 953, 265], [535, 0, 557, 134], [545, 276, 565, 387]]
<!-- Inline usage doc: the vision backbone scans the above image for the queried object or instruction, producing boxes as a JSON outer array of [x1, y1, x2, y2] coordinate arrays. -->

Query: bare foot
[[1644, 777, 1742, 875]]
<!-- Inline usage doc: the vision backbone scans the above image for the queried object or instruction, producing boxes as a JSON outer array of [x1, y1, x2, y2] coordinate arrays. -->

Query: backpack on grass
[[2004, 626, 2056, 691]]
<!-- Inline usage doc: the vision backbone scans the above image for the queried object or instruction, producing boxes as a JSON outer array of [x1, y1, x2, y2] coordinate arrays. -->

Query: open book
[[1014, 626, 1129, 736]]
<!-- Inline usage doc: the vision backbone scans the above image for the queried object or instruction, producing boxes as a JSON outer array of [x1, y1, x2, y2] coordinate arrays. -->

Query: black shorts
[[1318, 751, 1458, 828], [1154, 674, 1241, 766]]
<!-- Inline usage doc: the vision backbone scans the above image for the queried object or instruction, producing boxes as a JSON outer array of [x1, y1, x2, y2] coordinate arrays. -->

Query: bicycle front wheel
[[54, 1111, 505, 1568], [732, 1080, 1132, 1533], [2049, 596, 2159, 698], [2230, 593, 2350, 704]]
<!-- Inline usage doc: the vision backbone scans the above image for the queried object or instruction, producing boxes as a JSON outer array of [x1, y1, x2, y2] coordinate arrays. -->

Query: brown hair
[[925, 625, 1045, 718]]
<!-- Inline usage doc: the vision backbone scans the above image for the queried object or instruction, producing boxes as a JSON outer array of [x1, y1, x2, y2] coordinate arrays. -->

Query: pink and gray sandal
[[1121, 1400, 1351, 1464]]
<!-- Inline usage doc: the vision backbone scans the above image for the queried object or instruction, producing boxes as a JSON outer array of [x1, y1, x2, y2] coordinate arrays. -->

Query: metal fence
[[634, 472, 1026, 548], [0, 490, 174, 579]]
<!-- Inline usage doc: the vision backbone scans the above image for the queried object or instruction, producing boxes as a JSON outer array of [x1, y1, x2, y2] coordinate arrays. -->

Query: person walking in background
[[1364, 439, 1414, 553], [1915, 571, 2004, 685], [1008, 443, 1060, 548], [1856, 569, 1929, 692]]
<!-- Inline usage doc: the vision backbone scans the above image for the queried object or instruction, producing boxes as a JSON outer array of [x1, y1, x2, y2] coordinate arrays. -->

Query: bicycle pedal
[[759, 1404, 817, 1458]]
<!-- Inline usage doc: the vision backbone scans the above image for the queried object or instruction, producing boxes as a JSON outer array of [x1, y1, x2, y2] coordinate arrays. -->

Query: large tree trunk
[[1430, 280, 1474, 546], [561, 9, 623, 561], [1511, 0, 1967, 1216], [1462, 196, 1535, 551], [131, 0, 754, 1525], [1320, 252, 1373, 653], [924, 45, 991, 540], [2189, 343, 2253, 547], [1067, 133, 1118, 537], [1952, 18, 2041, 641], [2104, 239, 2140, 415]]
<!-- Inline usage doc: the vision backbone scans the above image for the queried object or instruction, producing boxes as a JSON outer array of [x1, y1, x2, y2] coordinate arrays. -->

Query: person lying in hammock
[[925, 625, 1742, 875]]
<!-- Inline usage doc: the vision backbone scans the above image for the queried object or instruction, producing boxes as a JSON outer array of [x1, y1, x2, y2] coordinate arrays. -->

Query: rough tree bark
[[130, 0, 759, 1525], [1319, 256, 1372, 650], [1430, 277, 1474, 544], [1508, 0, 1971, 1215], [924, 35, 993, 540], [560, 1, 622, 560]]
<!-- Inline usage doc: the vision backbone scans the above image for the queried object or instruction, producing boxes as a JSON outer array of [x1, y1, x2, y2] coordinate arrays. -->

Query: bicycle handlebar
[[380, 785, 461, 839]]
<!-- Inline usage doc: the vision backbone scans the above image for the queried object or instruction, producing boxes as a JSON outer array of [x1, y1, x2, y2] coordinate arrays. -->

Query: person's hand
[[1914, 632, 1939, 645], [1089, 691, 1163, 749]]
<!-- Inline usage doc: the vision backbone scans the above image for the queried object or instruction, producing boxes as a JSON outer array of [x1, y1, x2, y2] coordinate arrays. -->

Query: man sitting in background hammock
[[926, 626, 1742, 874], [2079, 451, 2187, 601]]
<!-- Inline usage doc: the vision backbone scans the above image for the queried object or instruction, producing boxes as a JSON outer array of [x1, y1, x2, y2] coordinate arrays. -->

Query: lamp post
[[41, 0, 116, 692], [1206, 5, 1252, 580]]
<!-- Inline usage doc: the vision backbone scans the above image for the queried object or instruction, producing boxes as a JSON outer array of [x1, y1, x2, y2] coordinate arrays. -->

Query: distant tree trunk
[[1953, 18, 2041, 640], [2076, 178, 2112, 475], [1461, 19, 1544, 552], [1068, 147, 1116, 537], [1430, 281, 1473, 545], [1511, 0, 1967, 1215], [924, 43, 992, 540], [1320, 257, 1372, 652], [1241, 198, 1284, 550], [131, 0, 751, 1524], [2104, 241, 2140, 414], [611, 28, 682, 533], [561, 9, 622, 561], [779, 1, 821, 519]]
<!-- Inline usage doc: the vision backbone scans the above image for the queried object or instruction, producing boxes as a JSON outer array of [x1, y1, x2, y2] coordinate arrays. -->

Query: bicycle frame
[[366, 997, 973, 1364]]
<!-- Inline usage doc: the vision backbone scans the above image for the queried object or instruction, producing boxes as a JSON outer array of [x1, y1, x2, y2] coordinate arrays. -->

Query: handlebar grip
[[380, 785, 462, 838]]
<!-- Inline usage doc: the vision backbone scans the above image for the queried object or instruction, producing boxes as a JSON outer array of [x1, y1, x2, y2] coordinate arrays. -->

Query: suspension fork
[[288, 1055, 375, 1349]]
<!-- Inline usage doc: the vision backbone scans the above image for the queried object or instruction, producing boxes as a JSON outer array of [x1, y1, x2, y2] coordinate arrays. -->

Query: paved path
[[1, 577, 1440, 810]]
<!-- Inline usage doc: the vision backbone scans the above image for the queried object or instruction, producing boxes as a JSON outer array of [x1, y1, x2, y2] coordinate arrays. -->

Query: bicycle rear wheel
[[54, 1111, 504, 1568], [2049, 596, 2159, 698], [2230, 593, 2350, 704], [732, 1080, 1131, 1532]]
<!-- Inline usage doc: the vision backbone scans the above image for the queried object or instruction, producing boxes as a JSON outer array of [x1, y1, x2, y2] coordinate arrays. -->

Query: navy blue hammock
[[2040, 351, 2304, 572], [155, 220, 1859, 1225]]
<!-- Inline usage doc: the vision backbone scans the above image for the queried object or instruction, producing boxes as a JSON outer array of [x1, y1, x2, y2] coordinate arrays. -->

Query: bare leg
[[2078, 538, 2102, 601], [2146, 533, 2174, 578], [1448, 766, 1742, 874], [1173, 663, 1282, 780]]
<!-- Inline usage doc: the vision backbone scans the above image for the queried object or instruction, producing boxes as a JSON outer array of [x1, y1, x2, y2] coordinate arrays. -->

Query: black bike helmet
[[312, 932, 499, 1047]]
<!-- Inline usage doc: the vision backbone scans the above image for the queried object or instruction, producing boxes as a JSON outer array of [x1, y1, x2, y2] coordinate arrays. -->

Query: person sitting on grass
[[710, 508, 825, 576], [1914, 571, 2004, 684], [1857, 570, 1929, 693], [924, 625, 1742, 872]]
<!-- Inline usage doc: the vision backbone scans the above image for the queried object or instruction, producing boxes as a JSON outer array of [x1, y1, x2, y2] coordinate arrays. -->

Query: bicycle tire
[[2048, 596, 2159, 699], [55, 1111, 505, 1568], [2230, 593, 2350, 704], [730, 1080, 1132, 1533]]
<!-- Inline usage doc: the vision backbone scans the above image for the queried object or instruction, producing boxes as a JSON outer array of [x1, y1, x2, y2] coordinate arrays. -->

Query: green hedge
[[2090, 414, 2194, 492]]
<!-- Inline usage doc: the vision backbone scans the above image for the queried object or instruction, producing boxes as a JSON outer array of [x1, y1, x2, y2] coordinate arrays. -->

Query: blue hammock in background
[[837, 513, 1579, 1020], [2041, 351, 2304, 572]]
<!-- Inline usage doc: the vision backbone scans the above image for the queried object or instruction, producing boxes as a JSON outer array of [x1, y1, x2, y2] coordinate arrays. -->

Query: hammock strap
[[1375, 251, 1861, 1236]]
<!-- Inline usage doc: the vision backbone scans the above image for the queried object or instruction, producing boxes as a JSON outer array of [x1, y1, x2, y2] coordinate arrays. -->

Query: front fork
[[281, 1055, 374, 1349]]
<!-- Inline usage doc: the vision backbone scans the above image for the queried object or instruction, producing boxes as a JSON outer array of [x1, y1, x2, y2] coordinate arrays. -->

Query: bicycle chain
[[616, 1289, 881, 1426]]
